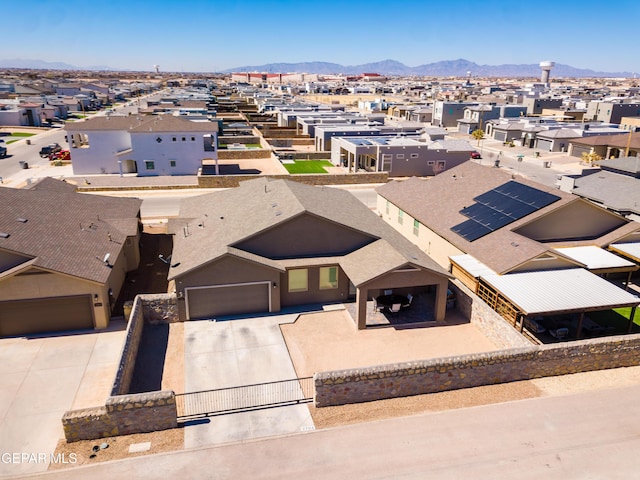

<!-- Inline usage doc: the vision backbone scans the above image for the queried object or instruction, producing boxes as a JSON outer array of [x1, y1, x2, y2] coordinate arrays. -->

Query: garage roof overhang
[[480, 268, 640, 317]]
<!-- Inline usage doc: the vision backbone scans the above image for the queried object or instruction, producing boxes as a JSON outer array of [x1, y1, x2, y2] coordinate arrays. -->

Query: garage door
[[186, 282, 270, 320], [0, 295, 94, 337], [537, 139, 552, 151]]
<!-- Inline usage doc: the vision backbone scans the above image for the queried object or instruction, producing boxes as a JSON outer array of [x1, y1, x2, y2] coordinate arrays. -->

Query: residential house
[[330, 136, 473, 176], [432, 101, 478, 127], [559, 157, 640, 222], [456, 105, 527, 134], [65, 115, 218, 176], [522, 97, 563, 115], [567, 131, 640, 159], [0, 178, 141, 337], [586, 101, 640, 124], [167, 177, 452, 329], [376, 162, 640, 338]]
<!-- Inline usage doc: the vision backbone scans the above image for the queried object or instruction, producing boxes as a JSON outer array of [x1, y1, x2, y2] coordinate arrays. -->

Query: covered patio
[[479, 268, 640, 340], [340, 239, 452, 329]]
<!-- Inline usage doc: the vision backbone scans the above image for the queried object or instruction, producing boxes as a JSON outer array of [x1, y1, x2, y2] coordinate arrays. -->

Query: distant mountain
[[225, 58, 634, 78], [0, 58, 119, 71]]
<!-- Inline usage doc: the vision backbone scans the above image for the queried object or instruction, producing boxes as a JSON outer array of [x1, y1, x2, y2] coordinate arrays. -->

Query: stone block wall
[[110, 296, 145, 396], [62, 391, 177, 442], [141, 293, 179, 325], [217, 149, 271, 160], [218, 135, 261, 145], [197, 172, 388, 189], [267, 138, 315, 147], [315, 334, 640, 407], [449, 280, 530, 349]]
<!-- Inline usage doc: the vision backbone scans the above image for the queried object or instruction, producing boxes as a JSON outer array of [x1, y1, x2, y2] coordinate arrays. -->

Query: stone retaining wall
[[197, 172, 388, 188], [268, 138, 315, 147], [219, 135, 261, 145], [449, 280, 530, 349], [62, 391, 177, 442], [110, 296, 145, 396], [315, 334, 640, 407], [217, 149, 271, 160], [140, 293, 179, 325]]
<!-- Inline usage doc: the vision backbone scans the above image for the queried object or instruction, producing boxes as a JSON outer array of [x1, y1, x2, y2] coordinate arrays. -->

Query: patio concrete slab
[[0, 323, 126, 478], [183, 314, 315, 449]]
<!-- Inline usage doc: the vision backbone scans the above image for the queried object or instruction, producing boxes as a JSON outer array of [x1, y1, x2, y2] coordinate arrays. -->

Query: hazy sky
[[4, 0, 639, 73]]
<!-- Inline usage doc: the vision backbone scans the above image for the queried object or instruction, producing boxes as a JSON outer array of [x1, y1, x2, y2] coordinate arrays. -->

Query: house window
[[396, 153, 405, 159], [144, 161, 155, 170], [410, 153, 419, 158], [191, 137, 195, 141], [386, 200, 390, 215], [413, 219, 419, 236], [398, 209, 404, 225], [319, 266, 339, 290], [170, 160, 177, 167], [182, 137, 186, 141], [172, 137, 177, 142], [288, 269, 308, 292]]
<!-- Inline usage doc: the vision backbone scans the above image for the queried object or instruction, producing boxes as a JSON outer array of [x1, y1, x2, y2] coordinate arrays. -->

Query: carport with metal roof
[[479, 268, 640, 339]]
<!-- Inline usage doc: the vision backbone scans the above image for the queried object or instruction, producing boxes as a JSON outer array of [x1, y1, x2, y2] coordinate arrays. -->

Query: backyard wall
[[62, 293, 179, 442], [197, 172, 388, 188], [449, 280, 530, 349], [315, 334, 640, 407]]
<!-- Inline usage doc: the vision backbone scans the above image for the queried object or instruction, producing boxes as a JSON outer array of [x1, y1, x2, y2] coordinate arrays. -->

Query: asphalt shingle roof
[[168, 178, 449, 282], [0, 178, 141, 283]]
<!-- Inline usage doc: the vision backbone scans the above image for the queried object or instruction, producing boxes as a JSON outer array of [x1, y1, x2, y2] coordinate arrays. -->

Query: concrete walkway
[[22, 383, 640, 479], [0, 322, 126, 477], [182, 314, 314, 448]]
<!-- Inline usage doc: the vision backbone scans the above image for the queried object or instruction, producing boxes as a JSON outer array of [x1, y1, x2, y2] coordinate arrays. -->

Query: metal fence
[[175, 377, 314, 420]]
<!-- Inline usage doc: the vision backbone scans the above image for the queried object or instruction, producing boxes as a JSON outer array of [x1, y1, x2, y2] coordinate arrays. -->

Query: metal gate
[[175, 377, 314, 420]]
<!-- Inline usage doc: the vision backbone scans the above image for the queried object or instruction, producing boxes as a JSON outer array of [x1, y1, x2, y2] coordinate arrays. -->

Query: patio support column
[[576, 311, 585, 339], [434, 283, 447, 322], [628, 306, 637, 333], [625, 270, 632, 291], [355, 288, 367, 330]]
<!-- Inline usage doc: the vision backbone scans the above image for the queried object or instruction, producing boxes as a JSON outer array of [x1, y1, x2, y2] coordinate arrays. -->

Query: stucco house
[[0, 178, 142, 337], [168, 177, 452, 329], [330, 136, 473, 176], [377, 163, 640, 338], [65, 115, 218, 176]]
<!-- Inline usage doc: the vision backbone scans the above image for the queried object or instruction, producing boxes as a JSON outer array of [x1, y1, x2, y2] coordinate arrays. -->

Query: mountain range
[[0, 58, 634, 78], [225, 59, 634, 78], [0, 58, 117, 71]]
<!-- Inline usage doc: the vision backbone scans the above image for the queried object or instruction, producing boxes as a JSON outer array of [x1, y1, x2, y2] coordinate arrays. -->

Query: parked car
[[470, 151, 482, 159], [49, 149, 70, 161], [0, 144, 6, 158], [39, 143, 62, 158]]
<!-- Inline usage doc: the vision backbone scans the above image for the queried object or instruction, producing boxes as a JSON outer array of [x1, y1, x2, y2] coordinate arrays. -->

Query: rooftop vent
[[17, 218, 28, 223], [0, 232, 9, 238]]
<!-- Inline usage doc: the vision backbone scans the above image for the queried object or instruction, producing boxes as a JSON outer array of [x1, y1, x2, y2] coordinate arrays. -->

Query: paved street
[[22, 383, 640, 479]]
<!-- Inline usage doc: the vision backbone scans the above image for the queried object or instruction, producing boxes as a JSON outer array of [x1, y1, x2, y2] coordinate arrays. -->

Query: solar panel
[[451, 181, 561, 242], [451, 219, 493, 242]]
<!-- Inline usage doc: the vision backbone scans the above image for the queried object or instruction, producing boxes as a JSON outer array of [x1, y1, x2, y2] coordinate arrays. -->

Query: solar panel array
[[451, 181, 561, 242]]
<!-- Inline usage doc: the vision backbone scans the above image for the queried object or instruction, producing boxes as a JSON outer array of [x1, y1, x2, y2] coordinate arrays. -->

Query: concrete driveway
[[183, 314, 314, 448], [0, 323, 126, 478]]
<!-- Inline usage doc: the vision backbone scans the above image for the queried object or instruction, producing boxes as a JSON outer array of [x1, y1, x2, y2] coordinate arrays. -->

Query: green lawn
[[284, 160, 333, 174], [589, 308, 640, 333], [4, 133, 36, 144]]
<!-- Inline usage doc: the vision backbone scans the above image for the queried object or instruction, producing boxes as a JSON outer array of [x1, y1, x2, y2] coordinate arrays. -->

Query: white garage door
[[186, 282, 271, 320]]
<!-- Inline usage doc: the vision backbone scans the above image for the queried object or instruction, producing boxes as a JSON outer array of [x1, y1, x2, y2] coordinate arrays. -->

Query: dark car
[[0, 144, 6, 158], [470, 151, 482, 159], [39, 143, 62, 158]]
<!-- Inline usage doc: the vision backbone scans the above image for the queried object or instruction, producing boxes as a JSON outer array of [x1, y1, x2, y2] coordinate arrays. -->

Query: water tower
[[153, 64, 160, 74], [540, 61, 555, 84]]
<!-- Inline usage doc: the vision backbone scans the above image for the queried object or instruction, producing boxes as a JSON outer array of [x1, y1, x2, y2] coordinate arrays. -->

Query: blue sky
[[4, 0, 640, 73]]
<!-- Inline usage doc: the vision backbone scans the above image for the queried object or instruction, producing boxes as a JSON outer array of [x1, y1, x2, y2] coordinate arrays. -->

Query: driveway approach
[[0, 323, 126, 478], [182, 314, 314, 448]]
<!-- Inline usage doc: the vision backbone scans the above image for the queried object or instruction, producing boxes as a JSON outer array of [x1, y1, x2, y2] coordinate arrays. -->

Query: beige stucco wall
[[377, 194, 464, 270], [280, 265, 349, 307], [514, 200, 627, 242]]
